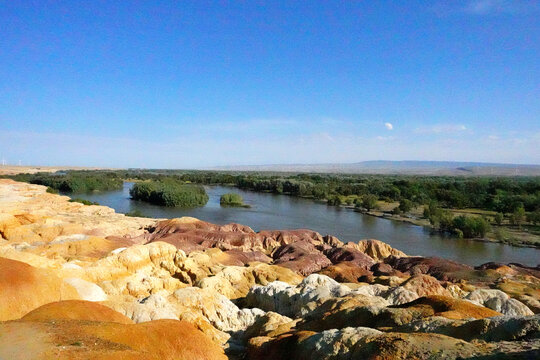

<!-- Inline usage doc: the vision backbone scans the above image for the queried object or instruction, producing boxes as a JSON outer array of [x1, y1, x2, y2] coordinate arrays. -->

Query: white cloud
[[384, 122, 393, 130], [414, 124, 468, 134]]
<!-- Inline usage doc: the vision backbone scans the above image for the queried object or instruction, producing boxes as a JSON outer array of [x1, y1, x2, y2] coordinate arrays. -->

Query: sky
[[1, 0, 539, 168]]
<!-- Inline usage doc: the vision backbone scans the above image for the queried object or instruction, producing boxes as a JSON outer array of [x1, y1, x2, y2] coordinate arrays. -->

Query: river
[[71, 182, 540, 266]]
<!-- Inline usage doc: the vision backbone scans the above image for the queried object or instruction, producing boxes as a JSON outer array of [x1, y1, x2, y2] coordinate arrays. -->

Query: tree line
[[4, 170, 539, 234]]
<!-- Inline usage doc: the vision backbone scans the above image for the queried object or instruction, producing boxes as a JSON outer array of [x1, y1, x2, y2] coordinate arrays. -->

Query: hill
[[212, 160, 540, 176]]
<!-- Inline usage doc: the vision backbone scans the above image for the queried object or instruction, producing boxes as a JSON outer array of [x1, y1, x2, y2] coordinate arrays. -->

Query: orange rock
[[318, 261, 372, 283], [21, 300, 133, 324], [32, 235, 135, 261], [0, 319, 227, 360], [397, 295, 501, 320], [400, 274, 451, 298], [0, 257, 79, 321], [346, 239, 406, 260]]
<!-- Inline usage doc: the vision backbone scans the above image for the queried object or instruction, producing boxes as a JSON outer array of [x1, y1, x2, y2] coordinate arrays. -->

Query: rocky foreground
[[0, 179, 539, 359]]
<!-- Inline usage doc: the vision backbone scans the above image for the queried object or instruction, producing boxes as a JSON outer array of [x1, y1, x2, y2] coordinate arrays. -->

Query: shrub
[[510, 205, 526, 228], [328, 195, 344, 206], [526, 210, 540, 225], [398, 199, 413, 213], [361, 194, 378, 211], [130, 180, 208, 208], [125, 210, 148, 217], [220, 193, 247, 207], [14, 172, 123, 193], [452, 215, 490, 238], [423, 201, 438, 219], [69, 198, 99, 206], [494, 212, 504, 226]]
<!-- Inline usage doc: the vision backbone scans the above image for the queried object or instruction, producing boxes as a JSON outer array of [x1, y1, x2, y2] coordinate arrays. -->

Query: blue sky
[[1, 0, 539, 167]]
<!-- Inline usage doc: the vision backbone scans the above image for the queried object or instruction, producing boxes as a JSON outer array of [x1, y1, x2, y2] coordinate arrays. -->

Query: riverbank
[[60, 182, 540, 266], [0, 165, 115, 176], [355, 201, 540, 249], [229, 188, 540, 249], [5, 171, 539, 250], [0, 179, 539, 359]]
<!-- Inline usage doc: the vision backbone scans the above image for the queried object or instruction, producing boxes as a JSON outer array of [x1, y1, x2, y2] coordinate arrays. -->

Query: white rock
[[64, 277, 107, 302], [351, 284, 389, 297], [116, 294, 179, 323], [110, 247, 127, 255], [466, 289, 533, 316], [172, 287, 264, 332], [61, 262, 82, 270], [385, 287, 419, 305], [246, 274, 354, 317], [299, 327, 382, 359], [51, 234, 89, 244]]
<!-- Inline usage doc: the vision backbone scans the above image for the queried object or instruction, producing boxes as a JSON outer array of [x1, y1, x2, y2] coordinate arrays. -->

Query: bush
[[526, 210, 540, 225], [510, 205, 526, 228], [11, 172, 123, 193], [494, 212, 504, 226], [130, 180, 208, 208], [220, 193, 248, 207], [452, 215, 490, 238], [125, 210, 148, 217], [69, 198, 99, 206], [398, 199, 413, 213], [423, 201, 438, 219], [361, 194, 378, 211], [328, 195, 344, 206]]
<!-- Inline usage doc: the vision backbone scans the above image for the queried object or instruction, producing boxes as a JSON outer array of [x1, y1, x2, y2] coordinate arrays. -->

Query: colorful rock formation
[[0, 179, 539, 359]]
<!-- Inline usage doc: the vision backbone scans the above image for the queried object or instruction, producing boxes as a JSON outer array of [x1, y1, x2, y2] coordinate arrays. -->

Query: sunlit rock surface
[[0, 179, 539, 359]]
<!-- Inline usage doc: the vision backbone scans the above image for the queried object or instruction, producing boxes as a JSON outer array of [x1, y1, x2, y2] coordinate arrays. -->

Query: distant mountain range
[[211, 161, 540, 176]]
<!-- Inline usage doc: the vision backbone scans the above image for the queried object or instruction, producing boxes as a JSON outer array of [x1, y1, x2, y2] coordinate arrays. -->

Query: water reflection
[[71, 182, 540, 267]]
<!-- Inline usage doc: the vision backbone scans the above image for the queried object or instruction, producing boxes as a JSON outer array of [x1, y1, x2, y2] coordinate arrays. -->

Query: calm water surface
[[73, 182, 540, 267]]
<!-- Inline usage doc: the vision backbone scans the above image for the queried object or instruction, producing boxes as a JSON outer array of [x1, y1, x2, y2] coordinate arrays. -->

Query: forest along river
[[72, 182, 540, 267]]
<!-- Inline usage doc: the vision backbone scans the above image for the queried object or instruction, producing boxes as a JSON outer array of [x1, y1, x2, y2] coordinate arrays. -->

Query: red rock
[[324, 247, 375, 269], [385, 256, 473, 281], [272, 241, 332, 276], [371, 262, 406, 277]]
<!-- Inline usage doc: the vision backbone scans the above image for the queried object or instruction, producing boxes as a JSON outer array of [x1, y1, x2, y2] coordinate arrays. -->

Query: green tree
[[220, 193, 246, 207], [510, 205, 526, 228], [362, 194, 378, 211], [328, 195, 344, 206], [527, 210, 540, 225], [130, 180, 208, 208], [398, 199, 413, 213], [452, 215, 490, 238], [494, 212, 504, 226], [423, 201, 438, 219]]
